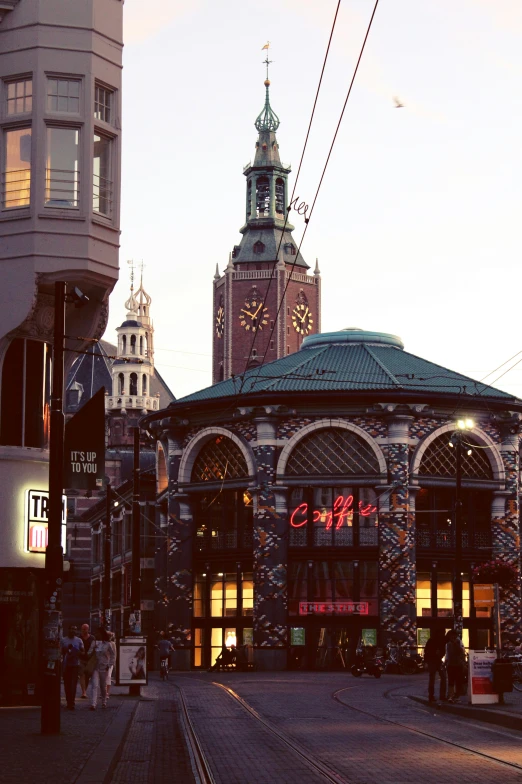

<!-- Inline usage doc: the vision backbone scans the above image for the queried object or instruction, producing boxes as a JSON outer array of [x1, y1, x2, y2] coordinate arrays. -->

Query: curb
[[409, 695, 522, 732], [74, 700, 137, 784]]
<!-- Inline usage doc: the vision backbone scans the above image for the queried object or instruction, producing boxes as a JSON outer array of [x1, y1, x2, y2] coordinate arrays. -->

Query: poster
[[417, 628, 431, 648], [361, 629, 377, 647], [291, 627, 306, 646], [468, 650, 498, 704], [118, 637, 148, 685]]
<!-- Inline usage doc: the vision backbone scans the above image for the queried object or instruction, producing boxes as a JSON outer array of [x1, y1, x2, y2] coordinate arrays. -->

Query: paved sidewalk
[[410, 679, 522, 731]]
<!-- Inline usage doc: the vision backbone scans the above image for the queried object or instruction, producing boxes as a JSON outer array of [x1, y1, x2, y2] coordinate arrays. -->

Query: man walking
[[78, 623, 95, 699], [424, 629, 447, 703], [61, 626, 84, 710]]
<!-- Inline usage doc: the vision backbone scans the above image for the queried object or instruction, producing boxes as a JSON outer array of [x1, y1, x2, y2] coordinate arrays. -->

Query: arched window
[[157, 443, 168, 494], [129, 373, 138, 395], [118, 373, 124, 395], [256, 176, 270, 217], [139, 336, 143, 355], [253, 240, 265, 254], [418, 434, 493, 480], [142, 374, 147, 395], [122, 335, 126, 354], [191, 436, 249, 483], [130, 335, 136, 355], [246, 179, 252, 219], [275, 178, 285, 215], [286, 428, 380, 476], [144, 334, 148, 357]]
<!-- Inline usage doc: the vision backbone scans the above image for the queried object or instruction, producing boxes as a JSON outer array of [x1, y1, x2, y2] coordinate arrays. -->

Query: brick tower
[[212, 66, 321, 383]]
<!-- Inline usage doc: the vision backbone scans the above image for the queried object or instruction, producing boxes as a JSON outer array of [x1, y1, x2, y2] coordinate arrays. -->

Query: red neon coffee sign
[[290, 494, 377, 529]]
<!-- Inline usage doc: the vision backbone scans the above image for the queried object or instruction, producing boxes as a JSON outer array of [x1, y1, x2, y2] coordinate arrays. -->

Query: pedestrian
[[445, 629, 466, 702], [89, 627, 115, 710], [106, 632, 116, 700], [60, 625, 84, 710], [78, 623, 95, 699], [424, 629, 447, 702]]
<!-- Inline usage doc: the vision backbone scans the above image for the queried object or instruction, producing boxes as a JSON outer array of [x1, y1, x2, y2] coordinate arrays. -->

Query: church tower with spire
[[106, 266, 160, 419], [212, 62, 321, 383]]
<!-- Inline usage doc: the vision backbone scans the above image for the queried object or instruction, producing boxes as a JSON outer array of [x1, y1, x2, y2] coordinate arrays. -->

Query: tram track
[[333, 683, 522, 775]]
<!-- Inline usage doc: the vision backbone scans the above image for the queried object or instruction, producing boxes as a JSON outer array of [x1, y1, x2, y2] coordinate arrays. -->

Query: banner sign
[[63, 388, 106, 490], [299, 601, 368, 616], [474, 584, 495, 607], [468, 650, 499, 705], [26, 489, 67, 553]]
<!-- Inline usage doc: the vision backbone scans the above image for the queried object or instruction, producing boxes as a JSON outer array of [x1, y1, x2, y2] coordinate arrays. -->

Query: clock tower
[[212, 70, 321, 383]]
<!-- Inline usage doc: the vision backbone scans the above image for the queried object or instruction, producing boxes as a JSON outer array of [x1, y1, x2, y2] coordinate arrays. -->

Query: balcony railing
[[416, 529, 491, 550], [106, 395, 159, 411]]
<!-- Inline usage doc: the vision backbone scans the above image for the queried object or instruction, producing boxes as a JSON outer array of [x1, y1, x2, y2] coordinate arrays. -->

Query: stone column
[[251, 415, 288, 670], [161, 427, 192, 670], [491, 425, 521, 645], [379, 415, 416, 648]]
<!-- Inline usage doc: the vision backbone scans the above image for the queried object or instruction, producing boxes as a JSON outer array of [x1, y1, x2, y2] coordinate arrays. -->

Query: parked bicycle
[[385, 644, 424, 675]]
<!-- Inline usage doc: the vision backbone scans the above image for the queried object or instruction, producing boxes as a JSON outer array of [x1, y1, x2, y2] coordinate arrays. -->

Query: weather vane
[[127, 259, 135, 290], [261, 41, 272, 80]]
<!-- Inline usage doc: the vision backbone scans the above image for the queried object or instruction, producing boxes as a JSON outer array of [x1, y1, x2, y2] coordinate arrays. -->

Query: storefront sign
[[63, 388, 105, 490], [290, 494, 377, 528], [299, 601, 368, 616], [474, 584, 494, 607], [25, 490, 67, 554], [291, 627, 306, 646], [468, 650, 499, 704]]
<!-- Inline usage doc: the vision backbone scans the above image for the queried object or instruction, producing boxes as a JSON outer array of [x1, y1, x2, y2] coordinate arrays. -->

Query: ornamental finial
[[255, 42, 280, 132]]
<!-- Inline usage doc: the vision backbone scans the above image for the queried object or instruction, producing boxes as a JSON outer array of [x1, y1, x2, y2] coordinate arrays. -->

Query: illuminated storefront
[[143, 329, 522, 671]]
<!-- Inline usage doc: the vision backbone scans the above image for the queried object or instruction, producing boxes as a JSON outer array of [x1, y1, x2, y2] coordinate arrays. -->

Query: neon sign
[[290, 494, 377, 529], [299, 601, 369, 615], [26, 489, 67, 554]]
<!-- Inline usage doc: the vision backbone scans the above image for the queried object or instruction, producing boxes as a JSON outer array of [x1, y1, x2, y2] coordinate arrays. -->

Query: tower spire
[[255, 42, 279, 132]]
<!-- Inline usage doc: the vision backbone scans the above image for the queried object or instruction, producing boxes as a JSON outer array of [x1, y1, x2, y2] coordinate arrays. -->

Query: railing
[[416, 529, 491, 550], [45, 167, 80, 208], [195, 529, 253, 551], [106, 395, 159, 411], [232, 270, 272, 279], [2, 167, 31, 208], [93, 172, 113, 215], [286, 271, 316, 285]]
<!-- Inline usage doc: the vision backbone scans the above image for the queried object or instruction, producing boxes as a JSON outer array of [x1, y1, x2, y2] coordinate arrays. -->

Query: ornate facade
[[144, 329, 522, 671]]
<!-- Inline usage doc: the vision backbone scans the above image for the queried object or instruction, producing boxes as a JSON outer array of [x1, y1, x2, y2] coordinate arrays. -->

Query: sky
[[108, 0, 522, 402]]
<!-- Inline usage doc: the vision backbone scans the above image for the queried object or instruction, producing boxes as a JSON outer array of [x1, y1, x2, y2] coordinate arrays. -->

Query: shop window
[[419, 433, 493, 480], [191, 436, 248, 483], [242, 572, 253, 616], [3, 127, 31, 208], [0, 338, 51, 448], [288, 560, 372, 616], [210, 572, 237, 617], [211, 573, 224, 617], [210, 627, 237, 668], [416, 572, 432, 617], [194, 628, 204, 667], [93, 132, 112, 215], [194, 573, 206, 617], [194, 489, 252, 551], [359, 561, 378, 615], [286, 428, 380, 476], [45, 127, 79, 207], [47, 78, 80, 113], [94, 84, 113, 123], [437, 573, 453, 617], [416, 486, 492, 550], [6, 78, 32, 115]]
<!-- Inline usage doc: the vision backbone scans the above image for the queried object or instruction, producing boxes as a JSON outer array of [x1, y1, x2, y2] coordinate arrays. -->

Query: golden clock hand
[[299, 306, 309, 323], [252, 303, 263, 319], [240, 308, 255, 318]]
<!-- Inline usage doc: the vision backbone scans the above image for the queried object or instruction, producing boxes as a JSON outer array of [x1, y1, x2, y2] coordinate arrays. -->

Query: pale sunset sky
[[108, 0, 522, 401]]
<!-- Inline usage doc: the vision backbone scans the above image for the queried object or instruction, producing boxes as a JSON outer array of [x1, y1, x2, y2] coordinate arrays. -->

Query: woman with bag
[[445, 630, 466, 703], [88, 627, 116, 710]]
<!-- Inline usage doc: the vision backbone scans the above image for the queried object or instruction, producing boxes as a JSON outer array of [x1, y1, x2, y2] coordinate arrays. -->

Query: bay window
[[93, 132, 112, 215], [6, 78, 32, 115], [45, 127, 79, 207], [3, 128, 31, 208]]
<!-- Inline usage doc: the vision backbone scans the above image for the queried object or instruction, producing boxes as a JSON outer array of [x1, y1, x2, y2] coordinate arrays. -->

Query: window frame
[[46, 76, 81, 115], [44, 123, 81, 209], [4, 76, 33, 117], [93, 129, 114, 216], [94, 83, 114, 125], [2, 125, 32, 210]]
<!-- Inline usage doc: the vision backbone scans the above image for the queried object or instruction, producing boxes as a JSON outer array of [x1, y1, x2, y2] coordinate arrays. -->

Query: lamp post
[[103, 483, 112, 631], [130, 426, 142, 696], [450, 418, 474, 638]]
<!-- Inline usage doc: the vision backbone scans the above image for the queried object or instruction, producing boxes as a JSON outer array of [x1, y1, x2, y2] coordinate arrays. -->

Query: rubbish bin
[[492, 660, 513, 693]]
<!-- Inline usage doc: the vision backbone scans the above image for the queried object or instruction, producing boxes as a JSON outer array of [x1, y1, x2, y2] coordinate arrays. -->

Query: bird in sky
[[393, 96, 404, 108]]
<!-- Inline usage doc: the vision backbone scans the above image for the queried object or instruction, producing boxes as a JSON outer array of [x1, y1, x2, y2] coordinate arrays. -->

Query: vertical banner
[[63, 388, 106, 490]]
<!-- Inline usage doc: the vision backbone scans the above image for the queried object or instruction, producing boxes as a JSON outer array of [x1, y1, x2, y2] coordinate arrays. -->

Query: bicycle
[[385, 644, 424, 675], [511, 658, 522, 692], [160, 657, 169, 681]]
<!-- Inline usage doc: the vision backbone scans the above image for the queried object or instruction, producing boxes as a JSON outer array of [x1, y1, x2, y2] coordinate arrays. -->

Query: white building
[[0, 0, 123, 704]]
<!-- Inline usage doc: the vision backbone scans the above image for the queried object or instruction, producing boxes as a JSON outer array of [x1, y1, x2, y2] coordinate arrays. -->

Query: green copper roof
[[255, 80, 280, 132], [176, 329, 516, 405]]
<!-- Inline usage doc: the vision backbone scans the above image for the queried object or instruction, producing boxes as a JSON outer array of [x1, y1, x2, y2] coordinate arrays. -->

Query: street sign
[[63, 388, 106, 490], [474, 584, 495, 607]]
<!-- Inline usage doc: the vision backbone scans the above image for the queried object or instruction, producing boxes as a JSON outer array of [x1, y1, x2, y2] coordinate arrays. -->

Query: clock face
[[292, 303, 313, 335], [215, 304, 225, 338], [238, 297, 269, 332]]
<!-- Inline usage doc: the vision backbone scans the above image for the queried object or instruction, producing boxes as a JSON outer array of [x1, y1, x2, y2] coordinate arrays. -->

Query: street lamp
[[449, 417, 474, 637]]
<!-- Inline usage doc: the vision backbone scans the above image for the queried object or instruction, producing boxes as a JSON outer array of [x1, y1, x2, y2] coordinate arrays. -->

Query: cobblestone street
[[1, 673, 521, 783]]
